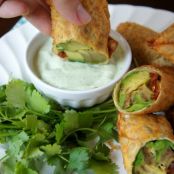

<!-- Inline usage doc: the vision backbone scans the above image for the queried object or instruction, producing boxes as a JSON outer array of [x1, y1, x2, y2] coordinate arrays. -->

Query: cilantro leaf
[[99, 122, 115, 142], [7, 131, 29, 157], [5, 80, 26, 108], [63, 110, 79, 133], [78, 112, 93, 128], [88, 160, 118, 174], [23, 134, 47, 158], [68, 147, 89, 172], [12, 115, 49, 134], [93, 143, 110, 161], [15, 162, 38, 174], [55, 123, 64, 144], [41, 143, 62, 157], [1, 156, 17, 174], [27, 90, 50, 114], [47, 156, 65, 174]]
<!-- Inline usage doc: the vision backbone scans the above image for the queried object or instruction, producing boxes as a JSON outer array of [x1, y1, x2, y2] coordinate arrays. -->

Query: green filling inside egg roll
[[118, 71, 160, 112], [133, 140, 174, 174]]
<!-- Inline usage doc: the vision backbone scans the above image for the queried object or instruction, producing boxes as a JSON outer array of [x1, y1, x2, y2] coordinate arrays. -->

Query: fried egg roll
[[151, 24, 174, 64], [47, 0, 117, 64], [118, 113, 174, 174], [113, 65, 174, 114], [117, 22, 174, 67]]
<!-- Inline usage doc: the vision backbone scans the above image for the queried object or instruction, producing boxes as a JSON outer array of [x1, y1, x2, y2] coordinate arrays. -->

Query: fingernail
[[77, 4, 91, 24]]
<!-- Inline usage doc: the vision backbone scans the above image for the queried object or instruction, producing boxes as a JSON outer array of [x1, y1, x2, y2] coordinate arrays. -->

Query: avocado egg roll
[[118, 113, 174, 174], [47, 0, 118, 64], [151, 24, 174, 64], [113, 65, 174, 114], [117, 22, 174, 67]]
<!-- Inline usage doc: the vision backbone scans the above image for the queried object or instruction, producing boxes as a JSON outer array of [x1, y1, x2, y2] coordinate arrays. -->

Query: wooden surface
[[0, 1, 173, 37]]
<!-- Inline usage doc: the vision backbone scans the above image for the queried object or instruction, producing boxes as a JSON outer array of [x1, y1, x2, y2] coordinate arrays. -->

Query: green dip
[[36, 39, 122, 91]]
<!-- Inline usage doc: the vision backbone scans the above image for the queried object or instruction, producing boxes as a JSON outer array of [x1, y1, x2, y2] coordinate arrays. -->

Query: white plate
[[0, 4, 174, 174]]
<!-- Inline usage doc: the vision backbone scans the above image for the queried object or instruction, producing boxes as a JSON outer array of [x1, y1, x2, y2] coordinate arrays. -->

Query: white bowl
[[24, 30, 132, 108]]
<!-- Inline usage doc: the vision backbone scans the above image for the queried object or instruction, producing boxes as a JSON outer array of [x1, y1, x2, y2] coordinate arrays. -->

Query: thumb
[[53, 0, 91, 25]]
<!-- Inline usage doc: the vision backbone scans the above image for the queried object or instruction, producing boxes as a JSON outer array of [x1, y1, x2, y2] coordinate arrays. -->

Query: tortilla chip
[[151, 24, 174, 64]]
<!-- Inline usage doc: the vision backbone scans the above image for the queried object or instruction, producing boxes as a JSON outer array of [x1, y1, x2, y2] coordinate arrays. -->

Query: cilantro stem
[[61, 128, 97, 144], [0, 124, 17, 129], [26, 109, 53, 119], [80, 109, 116, 116], [0, 154, 8, 162], [0, 110, 6, 119], [59, 155, 69, 162], [0, 131, 20, 137], [93, 114, 116, 120], [91, 109, 116, 114], [96, 116, 107, 129]]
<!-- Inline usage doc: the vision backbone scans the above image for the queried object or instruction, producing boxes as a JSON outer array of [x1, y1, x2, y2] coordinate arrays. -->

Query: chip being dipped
[[47, 0, 117, 64]]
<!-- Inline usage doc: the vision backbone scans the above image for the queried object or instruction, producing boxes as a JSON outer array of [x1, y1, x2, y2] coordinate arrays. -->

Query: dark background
[[0, 0, 173, 37]]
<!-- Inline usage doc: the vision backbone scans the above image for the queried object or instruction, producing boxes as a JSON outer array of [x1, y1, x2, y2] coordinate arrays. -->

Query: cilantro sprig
[[0, 80, 118, 174]]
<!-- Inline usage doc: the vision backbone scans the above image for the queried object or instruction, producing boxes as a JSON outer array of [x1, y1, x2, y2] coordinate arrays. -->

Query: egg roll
[[113, 65, 174, 114], [47, 0, 117, 64], [151, 23, 174, 64], [118, 113, 174, 174], [117, 22, 174, 67]]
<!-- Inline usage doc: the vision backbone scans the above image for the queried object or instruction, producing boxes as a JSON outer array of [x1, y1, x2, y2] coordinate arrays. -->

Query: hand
[[0, 0, 91, 35]]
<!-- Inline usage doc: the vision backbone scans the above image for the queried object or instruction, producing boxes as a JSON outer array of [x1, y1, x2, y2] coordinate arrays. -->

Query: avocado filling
[[118, 71, 160, 112], [56, 37, 118, 64], [133, 140, 174, 174]]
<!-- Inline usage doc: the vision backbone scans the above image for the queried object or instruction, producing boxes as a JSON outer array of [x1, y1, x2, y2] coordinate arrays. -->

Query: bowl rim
[[25, 30, 132, 95]]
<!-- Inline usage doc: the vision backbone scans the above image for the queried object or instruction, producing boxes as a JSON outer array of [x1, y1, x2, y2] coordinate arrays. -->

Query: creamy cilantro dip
[[36, 39, 122, 91]]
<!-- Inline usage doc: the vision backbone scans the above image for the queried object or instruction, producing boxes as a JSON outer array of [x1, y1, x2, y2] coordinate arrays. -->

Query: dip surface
[[37, 39, 121, 91]]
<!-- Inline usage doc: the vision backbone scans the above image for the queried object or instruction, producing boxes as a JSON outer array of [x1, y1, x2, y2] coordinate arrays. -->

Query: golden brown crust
[[151, 24, 174, 64], [48, 0, 110, 58], [118, 113, 174, 174], [113, 65, 174, 114], [117, 22, 174, 67]]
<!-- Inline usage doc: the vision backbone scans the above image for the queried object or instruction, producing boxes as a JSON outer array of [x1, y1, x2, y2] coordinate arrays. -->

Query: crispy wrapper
[[151, 24, 174, 64], [118, 113, 174, 174], [113, 65, 174, 114], [117, 22, 174, 67], [47, 0, 110, 60]]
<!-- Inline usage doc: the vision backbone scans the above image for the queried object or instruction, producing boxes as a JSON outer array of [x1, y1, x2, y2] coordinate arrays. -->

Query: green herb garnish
[[0, 80, 118, 174]]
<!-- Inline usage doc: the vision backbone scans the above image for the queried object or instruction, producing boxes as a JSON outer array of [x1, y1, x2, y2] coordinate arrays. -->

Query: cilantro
[[15, 162, 38, 174], [88, 160, 118, 174], [6, 131, 29, 157], [68, 147, 89, 172], [63, 110, 79, 133], [23, 134, 47, 158], [5, 80, 26, 108], [27, 90, 50, 114], [55, 123, 64, 144], [41, 144, 62, 157], [0, 80, 118, 173]]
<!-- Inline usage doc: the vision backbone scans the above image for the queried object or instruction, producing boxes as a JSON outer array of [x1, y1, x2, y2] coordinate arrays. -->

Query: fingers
[[53, 0, 91, 25], [0, 0, 29, 18], [25, 4, 51, 35]]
